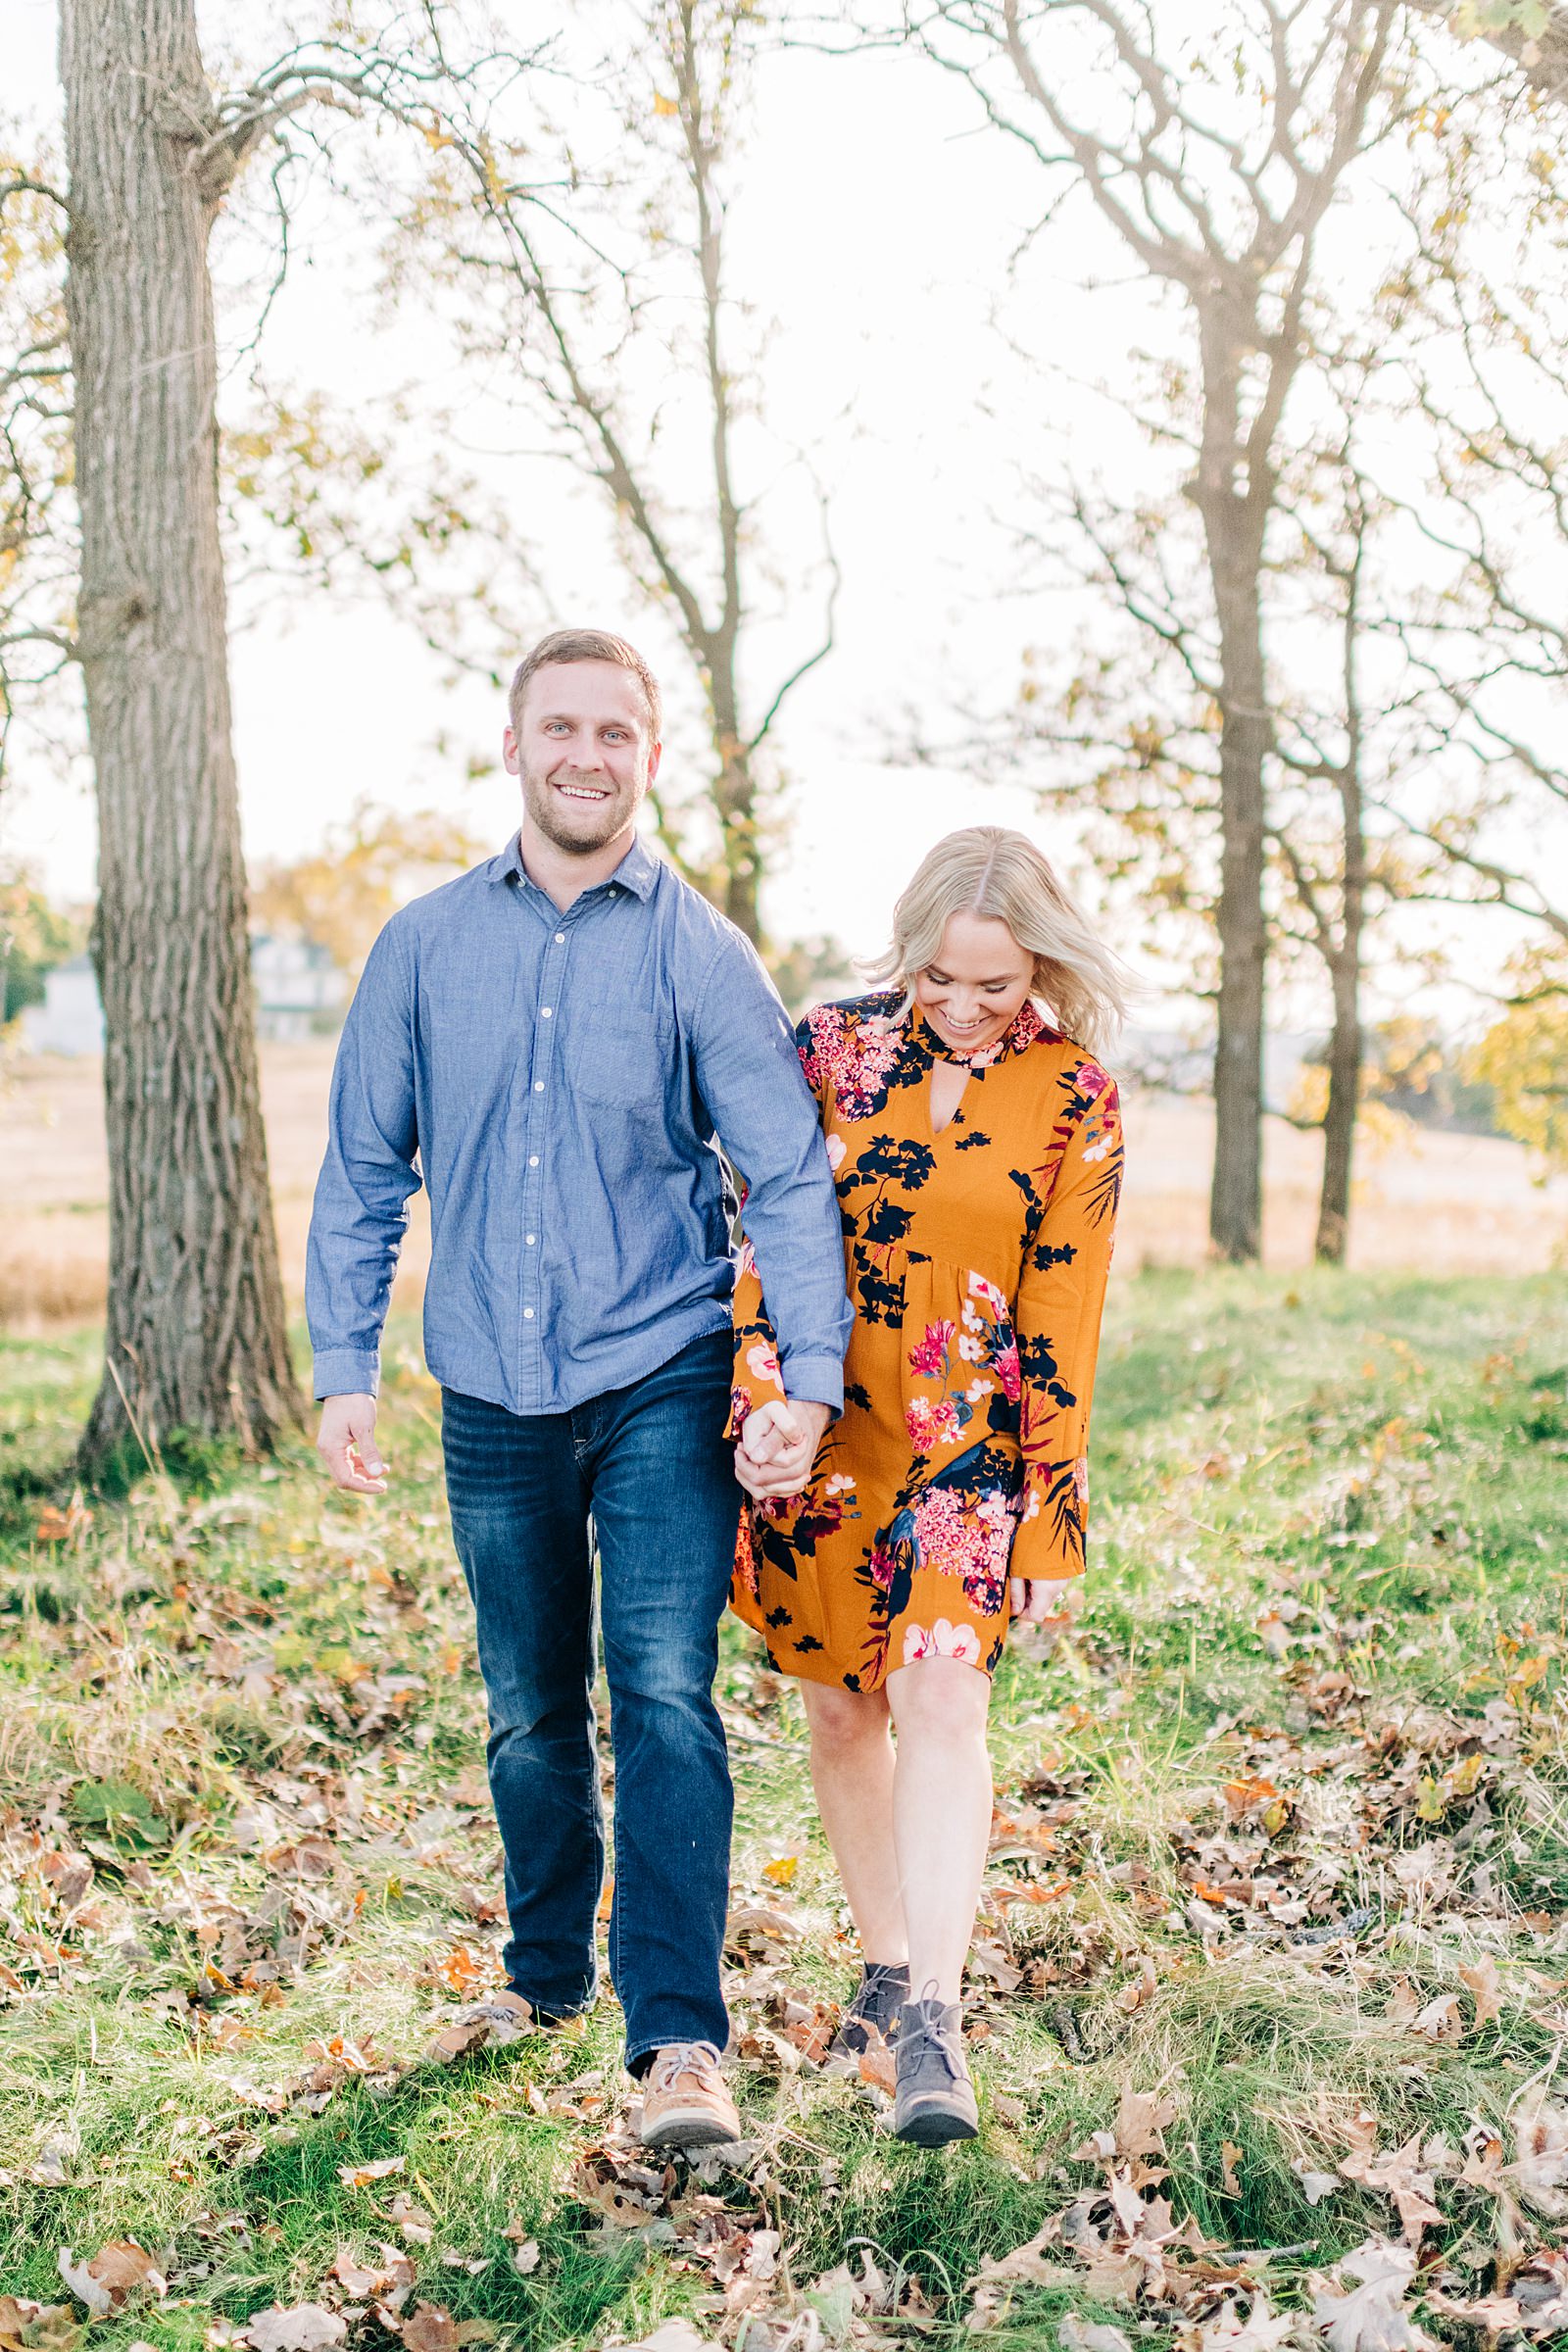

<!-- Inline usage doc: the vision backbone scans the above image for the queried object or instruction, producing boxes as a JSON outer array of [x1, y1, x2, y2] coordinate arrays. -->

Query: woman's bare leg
[[799, 1682, 906, 1962], [884, 1658, 993, 2003]]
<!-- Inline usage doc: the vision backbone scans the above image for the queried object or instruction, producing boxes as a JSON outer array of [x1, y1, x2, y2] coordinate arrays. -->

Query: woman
[[729, 827, 1127, 2146]]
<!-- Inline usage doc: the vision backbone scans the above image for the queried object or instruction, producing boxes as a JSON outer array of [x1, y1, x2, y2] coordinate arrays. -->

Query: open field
[[3, 1271, 1568, 2349], [3, 1045, 1565, 1328]]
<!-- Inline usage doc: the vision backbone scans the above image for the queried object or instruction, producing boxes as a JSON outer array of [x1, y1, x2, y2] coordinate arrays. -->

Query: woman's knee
[[804, 1683, 890, 1761], [885, 1657, 991, 1744]]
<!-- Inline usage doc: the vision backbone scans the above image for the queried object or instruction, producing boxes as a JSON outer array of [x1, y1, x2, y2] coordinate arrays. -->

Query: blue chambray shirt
[[306, 830, 853, 1417]]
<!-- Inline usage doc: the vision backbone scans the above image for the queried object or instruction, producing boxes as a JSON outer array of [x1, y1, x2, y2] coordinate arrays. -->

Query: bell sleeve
[[1010, 1059, 1124, 1584]]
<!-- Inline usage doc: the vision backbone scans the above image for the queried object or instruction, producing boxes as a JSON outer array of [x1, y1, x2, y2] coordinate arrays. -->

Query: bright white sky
[[5, 0, 1561, 1033]]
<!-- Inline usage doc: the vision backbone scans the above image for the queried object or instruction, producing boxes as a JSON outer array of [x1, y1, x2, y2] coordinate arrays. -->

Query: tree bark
[[61, 0, 302, 1473], [710, 664, 760, 943], [715, 746, 760, 943], [1316, 951, 1361, 1264], [1316, 525, 1369, 1266], [1194, 316, 1269, 1264]]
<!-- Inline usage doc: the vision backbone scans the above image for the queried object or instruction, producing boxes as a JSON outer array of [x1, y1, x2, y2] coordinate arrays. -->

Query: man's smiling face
[[504, 659, 662, 857]]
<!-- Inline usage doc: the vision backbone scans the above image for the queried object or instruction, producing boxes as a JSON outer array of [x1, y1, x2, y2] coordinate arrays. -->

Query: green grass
[[2, 1270, 1566, 2347]]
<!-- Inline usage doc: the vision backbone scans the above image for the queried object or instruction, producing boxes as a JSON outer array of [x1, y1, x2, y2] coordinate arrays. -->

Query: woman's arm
[[1009, 1056, 1124, 1611]]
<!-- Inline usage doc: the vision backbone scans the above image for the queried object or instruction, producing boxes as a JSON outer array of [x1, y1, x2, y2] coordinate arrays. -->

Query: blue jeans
[[440, 1328, 741, 2071]]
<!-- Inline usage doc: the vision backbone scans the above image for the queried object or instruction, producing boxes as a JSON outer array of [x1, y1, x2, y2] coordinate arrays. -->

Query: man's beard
[[522, 761, 640, 855]]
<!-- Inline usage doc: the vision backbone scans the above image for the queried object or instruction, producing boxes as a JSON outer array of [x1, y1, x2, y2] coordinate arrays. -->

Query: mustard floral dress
[[729, 993, 1123, 1692]]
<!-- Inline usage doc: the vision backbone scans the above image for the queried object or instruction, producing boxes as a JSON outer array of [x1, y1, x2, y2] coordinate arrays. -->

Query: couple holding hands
[[307, 628, 1126, 2151]]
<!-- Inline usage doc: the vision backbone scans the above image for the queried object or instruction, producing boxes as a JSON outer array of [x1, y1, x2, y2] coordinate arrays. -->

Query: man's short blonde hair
[[508, 628, 662, 741]]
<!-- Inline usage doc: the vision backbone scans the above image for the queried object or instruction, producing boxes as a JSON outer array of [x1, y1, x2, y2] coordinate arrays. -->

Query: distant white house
[[250, 934, 348, 1042], [18, 934, 348, 1056], [19, 955, 104, 1056]]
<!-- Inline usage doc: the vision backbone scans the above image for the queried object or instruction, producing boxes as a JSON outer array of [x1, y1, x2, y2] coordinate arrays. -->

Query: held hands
[[734, 1397, 832, 1500], [317, 1394, 388, 1494], [1010, 1573, 1081, 1630]]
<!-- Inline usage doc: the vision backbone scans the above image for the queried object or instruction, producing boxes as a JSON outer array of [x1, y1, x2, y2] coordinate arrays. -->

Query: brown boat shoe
[[638, 2040, 743, 2149]]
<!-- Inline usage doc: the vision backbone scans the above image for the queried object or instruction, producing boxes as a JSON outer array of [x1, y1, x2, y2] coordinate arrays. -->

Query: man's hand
[[1010, 1574, 1080, 1628], [734, 1397, 831, 1500], [317, 1394, 388, 1494]]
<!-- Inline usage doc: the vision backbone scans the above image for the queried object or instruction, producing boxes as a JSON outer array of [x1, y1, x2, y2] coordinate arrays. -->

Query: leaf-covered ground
[[2, 1268, 1567, 2352]]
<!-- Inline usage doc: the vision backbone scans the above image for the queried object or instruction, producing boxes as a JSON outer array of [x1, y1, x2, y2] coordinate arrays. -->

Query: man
[[307, 628, 851, 2146]]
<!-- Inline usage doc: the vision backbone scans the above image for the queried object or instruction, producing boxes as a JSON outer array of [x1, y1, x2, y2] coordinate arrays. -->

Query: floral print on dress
[[903, 1618, 983, 1667], [729, 991, 1122, 1692]]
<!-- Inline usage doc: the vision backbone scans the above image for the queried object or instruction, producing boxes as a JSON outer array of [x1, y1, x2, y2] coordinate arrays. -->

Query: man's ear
[[503, 724, 521, 775], [646, 738, 662, 789]]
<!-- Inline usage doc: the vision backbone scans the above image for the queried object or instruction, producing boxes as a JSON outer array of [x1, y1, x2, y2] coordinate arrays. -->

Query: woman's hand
[[1009, 1574, 1080, 1627], [735, 1398, 830, 1500]]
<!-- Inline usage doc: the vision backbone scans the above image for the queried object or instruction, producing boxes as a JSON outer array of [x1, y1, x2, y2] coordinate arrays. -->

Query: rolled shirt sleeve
[[691, 938, 853, 1414], [306, 919, 423, 1399]]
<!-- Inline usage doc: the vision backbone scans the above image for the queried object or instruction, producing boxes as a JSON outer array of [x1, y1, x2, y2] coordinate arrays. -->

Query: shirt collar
[[489, 828, 662, 902]]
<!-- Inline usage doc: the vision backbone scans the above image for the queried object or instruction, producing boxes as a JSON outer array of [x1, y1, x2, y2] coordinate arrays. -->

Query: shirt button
[[554, 932, 565, 944], [540, 1006, 552, 1017], [526, 1234, 537, 1246], [528, 1154, 539, 1168], [523, 1308, 535, 1320], [533, 1080, 544, 1092]]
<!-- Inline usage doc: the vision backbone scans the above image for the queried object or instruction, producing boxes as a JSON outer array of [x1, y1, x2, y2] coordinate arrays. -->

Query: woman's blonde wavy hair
[[865, 826, 1131, 1061]]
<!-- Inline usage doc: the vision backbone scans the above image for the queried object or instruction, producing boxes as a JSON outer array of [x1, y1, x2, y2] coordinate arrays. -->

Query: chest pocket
[[567, 999, 676, 1109]]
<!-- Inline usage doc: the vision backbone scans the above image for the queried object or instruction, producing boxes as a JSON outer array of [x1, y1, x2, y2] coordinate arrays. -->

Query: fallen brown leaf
[[338, 2155, 406, 2188], [397, 2302, 498, 2352], [1458, 1953, 1503, 2027], [1408, 1994, 1463, 2044], [1058, 2318, 1133, 2352], [1509, 2089, 1568, 2218], [1337, 2132, 1443, 2245], [1310, 2240, 1437, 2352], [240, 2306, 347, 2352], [56, 2244, 166, 2318], [858, 2031, 896, 2094], [0, 2300, 80, 2352], [326, 2248, 415, 2306], [425, 1990, 532, 2063], [387, 2195, 435, 2246], [604, 2325, 718, 2352], [1197, 2290, 1301, 2352]]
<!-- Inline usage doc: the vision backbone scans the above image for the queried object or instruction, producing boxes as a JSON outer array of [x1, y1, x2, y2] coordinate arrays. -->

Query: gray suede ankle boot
[[828, 1961, 911, 2064], [892, 1991, 979, 2145]]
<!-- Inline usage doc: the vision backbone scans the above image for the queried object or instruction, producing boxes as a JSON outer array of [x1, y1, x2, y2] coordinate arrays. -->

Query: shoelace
[[647, 2039, 722, 2093], [911, 2020, 967, 2083], [850, 1962, 909, 2022], [900, 1982, 967, 2082]]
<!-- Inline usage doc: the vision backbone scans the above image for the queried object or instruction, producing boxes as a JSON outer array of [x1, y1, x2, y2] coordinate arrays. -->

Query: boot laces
[[648, 2039, 722, 2093], [904, 1982, 966, 2081]]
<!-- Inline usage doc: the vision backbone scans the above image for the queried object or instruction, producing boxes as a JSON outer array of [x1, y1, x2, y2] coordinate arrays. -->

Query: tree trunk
[[1316, 725, 1368, 1264], [62, 0, 302, 1474], [1195, 320, 1269, 1264], [709, 662, 760, 944], [716, 750, 760, 943], [1315, 952, 1360, 1263]]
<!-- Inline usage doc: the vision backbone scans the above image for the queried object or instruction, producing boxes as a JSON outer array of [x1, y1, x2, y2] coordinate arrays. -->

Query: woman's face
[[912, 910, 1034, 1054]]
